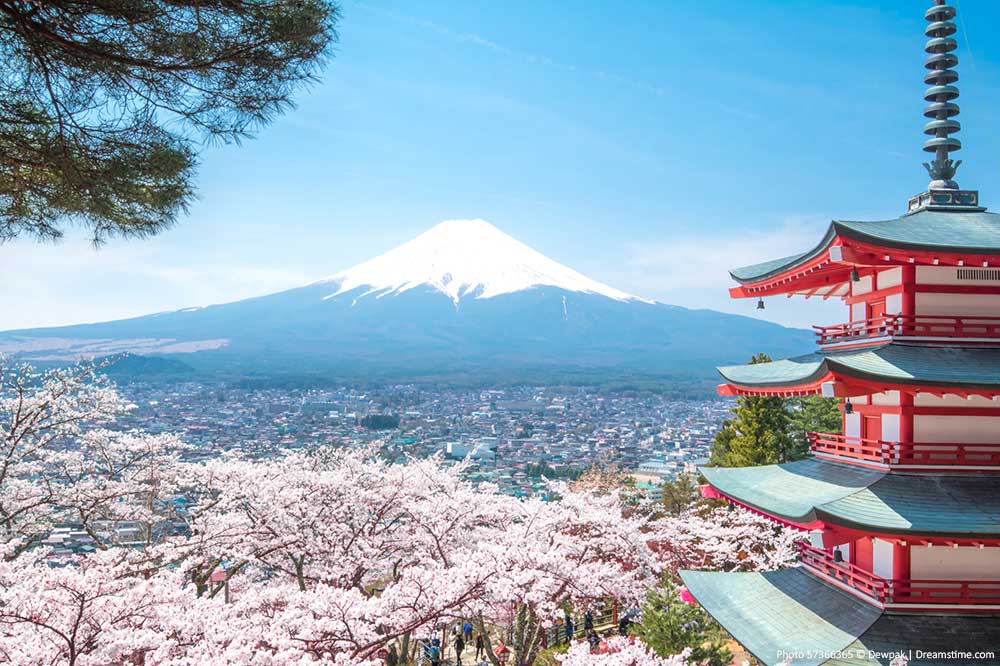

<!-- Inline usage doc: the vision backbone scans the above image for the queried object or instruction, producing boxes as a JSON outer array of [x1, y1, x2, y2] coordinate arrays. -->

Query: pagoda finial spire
[[921, 0, 963, 190]]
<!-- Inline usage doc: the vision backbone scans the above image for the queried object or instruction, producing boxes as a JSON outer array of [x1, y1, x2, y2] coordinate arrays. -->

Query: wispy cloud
[[351, 3, 685, 97], [621, 215, 830, 292], [1, 240, 315, 330]]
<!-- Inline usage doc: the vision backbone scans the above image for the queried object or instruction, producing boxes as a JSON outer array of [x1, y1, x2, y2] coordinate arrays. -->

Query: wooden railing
[[541, 604, 618, 648], [809, 432, 1000, 467], [885, 579, 1000, 605], [798, 543, 888, 601], [808, 432, 888, 463], [798, 543, 1000, 606], [894, 442, 1000, 466], [815, 314, 1000, 345]]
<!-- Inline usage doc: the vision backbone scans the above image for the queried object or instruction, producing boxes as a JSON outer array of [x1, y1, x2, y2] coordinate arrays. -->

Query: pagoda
[[680, 2, 1000, 664]]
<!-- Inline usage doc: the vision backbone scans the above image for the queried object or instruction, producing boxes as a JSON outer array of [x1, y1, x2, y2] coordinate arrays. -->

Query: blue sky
[[5, 0, 1000, 330]]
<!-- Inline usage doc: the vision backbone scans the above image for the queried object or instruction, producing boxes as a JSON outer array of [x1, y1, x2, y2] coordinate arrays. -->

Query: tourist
[[563, 615, 574, 644], [463, 620, 473, 641], [583, 610, 593, 632], [586, 630, 599, 652], [455, 634, 465, 665], [429, 638, 442, 666], [475, 633, 485, 660]]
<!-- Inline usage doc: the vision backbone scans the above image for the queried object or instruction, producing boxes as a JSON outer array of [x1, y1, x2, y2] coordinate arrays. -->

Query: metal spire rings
[[922, 1, 962, 189]]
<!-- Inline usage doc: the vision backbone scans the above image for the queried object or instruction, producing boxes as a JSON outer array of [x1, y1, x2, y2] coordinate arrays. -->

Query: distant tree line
[[359, 413, 400, 430], [525, 462, 582, 480]]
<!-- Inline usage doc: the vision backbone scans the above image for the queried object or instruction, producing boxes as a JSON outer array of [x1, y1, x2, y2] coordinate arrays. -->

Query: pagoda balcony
[[809, 432, 1000, 469], [797, 543, 1000, 608], [814, 314, 1000, 347]]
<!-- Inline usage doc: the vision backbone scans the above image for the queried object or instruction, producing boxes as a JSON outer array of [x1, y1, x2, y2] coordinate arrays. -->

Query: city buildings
[[681, 2, 1000, 663]]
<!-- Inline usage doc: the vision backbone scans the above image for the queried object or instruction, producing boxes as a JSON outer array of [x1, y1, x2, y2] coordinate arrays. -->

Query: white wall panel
[[911, 546, 1000, 581]]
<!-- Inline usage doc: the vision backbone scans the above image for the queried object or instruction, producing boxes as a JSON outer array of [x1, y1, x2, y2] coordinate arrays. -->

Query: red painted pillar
[[892, 541, 910, 582], [900, 265, 916, 317], [899, 391, 914, 446]]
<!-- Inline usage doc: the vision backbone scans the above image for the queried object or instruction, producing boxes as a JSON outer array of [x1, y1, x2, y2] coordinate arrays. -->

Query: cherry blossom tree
[[0, 360, 798, 666], [558, 637, 689, 666], [0, 359, 125, 557], [651, 506, 801, 574]]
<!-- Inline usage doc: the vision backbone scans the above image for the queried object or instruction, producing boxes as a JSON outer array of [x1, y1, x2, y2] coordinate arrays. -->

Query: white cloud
[[621, 216, 829, 292], [1, 239, 315, 330], [611, 216, 845, 329]]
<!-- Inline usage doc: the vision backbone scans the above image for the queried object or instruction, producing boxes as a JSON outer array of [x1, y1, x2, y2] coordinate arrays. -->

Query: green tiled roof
[[717, 343, 1000, 390], [701, 458, 1000, 537], [718, 353, 827, 387], [832, 615, 1000, 666], [730, 252, 812, 282], [680, 568, 1000, 665], [730, 210, 1000, 284], [679, 568, 881, 666]]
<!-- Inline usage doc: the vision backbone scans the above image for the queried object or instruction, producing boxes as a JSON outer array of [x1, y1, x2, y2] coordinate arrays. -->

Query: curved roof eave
[[717, 343, 1000, 393], [729, 210, 1000, 285], [729, 224, 838, 284], [701, 459, 1000, 538]]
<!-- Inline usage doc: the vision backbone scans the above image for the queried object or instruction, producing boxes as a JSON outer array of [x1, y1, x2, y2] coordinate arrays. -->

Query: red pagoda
[[680, 2, 1000, 663]]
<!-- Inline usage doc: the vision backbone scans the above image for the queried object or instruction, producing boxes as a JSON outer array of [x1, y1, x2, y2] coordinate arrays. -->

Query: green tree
[[788, 395, 842, 459], [360, 413, 400, 430], [709, 354, 792, 467], [634, 581, 731, 666], [660, 471, 701, 516], [1, 0, 338, 243]]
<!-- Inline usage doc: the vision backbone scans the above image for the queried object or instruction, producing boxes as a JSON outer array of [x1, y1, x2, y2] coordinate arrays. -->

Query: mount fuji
[[0, 220, 810, 384]]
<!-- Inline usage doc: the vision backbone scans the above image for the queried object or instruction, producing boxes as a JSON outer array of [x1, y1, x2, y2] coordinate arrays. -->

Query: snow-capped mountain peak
[[317, 219, 650, 304]]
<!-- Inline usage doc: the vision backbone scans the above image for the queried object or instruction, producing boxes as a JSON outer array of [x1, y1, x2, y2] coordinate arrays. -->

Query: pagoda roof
[[732, 210, 1000, 284], [701, 458, 1000, 537], [717, 342, 1000, 396], [729, 210, 1000, 298], [680, 568, 1000, 666]]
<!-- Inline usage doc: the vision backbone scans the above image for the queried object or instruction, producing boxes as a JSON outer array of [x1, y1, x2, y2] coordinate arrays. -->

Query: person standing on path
[[463, 621, 473, 642], [455, 634, 465, 665], [429, 638, 442, 666], [475, 634, 485, 660]]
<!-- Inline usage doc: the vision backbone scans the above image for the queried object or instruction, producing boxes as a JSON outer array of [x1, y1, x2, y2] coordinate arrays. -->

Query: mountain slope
[[0, 220, 811, 382]]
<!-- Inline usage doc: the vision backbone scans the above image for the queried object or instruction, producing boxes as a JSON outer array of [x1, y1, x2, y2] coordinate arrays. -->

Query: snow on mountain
[[316, 219, 651, 304]]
